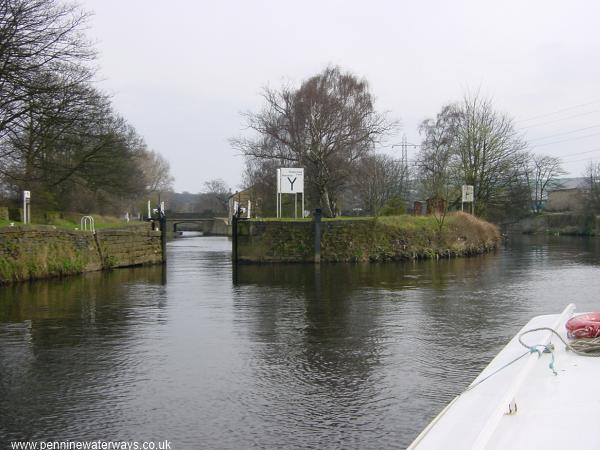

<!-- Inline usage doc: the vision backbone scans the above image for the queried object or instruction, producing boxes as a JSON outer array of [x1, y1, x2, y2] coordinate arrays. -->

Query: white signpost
[[276, 168, 280, 217], [277, 168, 304, 218], [22, 190, 31, 224], [462, 185, 474, 214]]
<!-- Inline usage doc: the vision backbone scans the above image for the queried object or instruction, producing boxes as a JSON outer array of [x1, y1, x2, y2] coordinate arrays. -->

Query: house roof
[[228, 186, 254, 199], [548, 177, 586, 192]]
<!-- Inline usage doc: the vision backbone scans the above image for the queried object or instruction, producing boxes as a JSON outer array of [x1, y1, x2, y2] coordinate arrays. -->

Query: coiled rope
[[518, 327, 600, 357], [464, 326, 600, 393]]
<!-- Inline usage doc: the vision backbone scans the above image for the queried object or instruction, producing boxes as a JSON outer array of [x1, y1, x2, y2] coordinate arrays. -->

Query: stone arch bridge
[[166, 213, 229, 235]]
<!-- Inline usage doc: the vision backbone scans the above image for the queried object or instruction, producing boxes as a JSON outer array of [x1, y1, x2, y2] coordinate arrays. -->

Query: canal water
[[1, 235, 600, 448]]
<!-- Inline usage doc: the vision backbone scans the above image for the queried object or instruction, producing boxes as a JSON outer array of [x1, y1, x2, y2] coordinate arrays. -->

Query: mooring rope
[[518, 327, 600, 357], [464, 326, 600, 394], [408, 318, 595, 449], [463, 350, 531, 393]]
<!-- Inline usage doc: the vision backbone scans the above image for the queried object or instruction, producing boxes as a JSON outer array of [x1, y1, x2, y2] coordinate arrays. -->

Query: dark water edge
[[1, 234, 600, 449]]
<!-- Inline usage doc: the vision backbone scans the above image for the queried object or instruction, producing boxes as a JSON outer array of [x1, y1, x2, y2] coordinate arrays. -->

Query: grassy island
[[236, 212, 500, 263]]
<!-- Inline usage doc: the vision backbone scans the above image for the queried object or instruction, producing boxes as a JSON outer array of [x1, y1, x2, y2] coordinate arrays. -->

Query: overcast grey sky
[[80, 0, 600, 193]]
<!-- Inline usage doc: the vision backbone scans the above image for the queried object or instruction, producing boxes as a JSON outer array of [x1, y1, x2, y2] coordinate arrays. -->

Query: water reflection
[[0, 267, 167, 442], [0, 267, 167, 322], [231, 258, 511, 447], [230, 236, 600, 447], [1, 235, 600, 448]]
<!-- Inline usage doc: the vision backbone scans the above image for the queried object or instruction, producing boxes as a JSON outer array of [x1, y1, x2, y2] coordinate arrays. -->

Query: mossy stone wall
[[0, 225, 163, 283], [96, 227, 162, 268], [0, 226, 101, 282], [237, 217, 499, 263], [237, 221, 314, 262]]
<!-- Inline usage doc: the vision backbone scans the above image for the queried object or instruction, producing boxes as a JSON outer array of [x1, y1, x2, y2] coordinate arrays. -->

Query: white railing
[[80, 215, 95, 233]]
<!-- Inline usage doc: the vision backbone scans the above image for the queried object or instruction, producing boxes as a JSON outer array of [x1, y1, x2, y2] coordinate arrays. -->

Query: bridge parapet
[[166, 216, 229, 235]]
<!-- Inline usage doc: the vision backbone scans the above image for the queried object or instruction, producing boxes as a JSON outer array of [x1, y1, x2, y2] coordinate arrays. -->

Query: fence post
[[314, 208, 321, 264], [232, 213, 238, 263]]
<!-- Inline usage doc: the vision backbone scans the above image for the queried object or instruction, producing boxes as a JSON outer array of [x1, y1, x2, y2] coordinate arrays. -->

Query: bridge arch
[[166, 216, 229, 235]]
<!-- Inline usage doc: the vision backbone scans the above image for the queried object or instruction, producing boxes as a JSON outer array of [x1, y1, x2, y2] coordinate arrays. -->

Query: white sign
[[278, 168, 304, 194], [23, 190, 31, 199], [462, 185, 474, 202]]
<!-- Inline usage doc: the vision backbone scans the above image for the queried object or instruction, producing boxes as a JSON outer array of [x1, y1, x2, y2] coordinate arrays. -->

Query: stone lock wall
[[237, 221, 314, 262], [95, 227, 162, 268], [0, 224, 163, 284], [236, 215, 500, 263]]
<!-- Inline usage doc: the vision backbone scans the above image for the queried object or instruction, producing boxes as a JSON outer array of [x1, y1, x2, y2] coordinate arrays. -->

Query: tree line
[[234, 66, 571, 222], [0, 0, 173, 216]]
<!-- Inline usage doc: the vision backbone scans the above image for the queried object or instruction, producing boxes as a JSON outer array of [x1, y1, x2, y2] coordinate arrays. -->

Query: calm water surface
[[1, 235, 600, 448]]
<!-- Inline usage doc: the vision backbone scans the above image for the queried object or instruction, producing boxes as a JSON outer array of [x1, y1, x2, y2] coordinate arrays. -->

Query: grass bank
[[0, 211, 136, 231], [508, 212, 600, 236]]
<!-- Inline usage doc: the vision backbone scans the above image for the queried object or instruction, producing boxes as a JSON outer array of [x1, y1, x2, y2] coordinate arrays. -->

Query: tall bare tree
[[583, 162, 600, 213], [354, 153, 407, 215], [139, 149, 174, 194], [418, 94, 528, 219], [452, 94, 528, 216], [417, 105, 458, 201], [524, 154, 566, 213], [1, 79, 149, 209], [232, 66, 396, 217], [0, 0, 94, 156], [241, 157, 282, 217], [0, 0, 175, 214], [202, 178, 231, 215]]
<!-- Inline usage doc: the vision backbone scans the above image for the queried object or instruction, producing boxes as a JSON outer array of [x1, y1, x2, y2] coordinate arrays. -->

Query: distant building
[[545, 178, 587, 212], [229, 186, 261, 219], [413, 201, 425, 216], [426, 197, 447, 215]]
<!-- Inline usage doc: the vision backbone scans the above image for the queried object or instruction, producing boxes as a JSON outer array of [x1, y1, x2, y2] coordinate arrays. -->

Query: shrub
[[379, 196, 406, 216]]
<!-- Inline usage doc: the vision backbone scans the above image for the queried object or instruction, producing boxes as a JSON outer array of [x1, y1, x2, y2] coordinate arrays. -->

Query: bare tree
[[583, 162, 600, 213], [1, 78, 149, 207], [202, 178, 231, 215], [419, 94, 528, 219], [524, 154, 566, 213], [416, 106, 463, 230], [354, 153, 407, 215], [241, 157, 282, 216], [139, 149, 174, 193], [417, 94, 531, 223], [232, 66, 396, 217], [452, 94, 528, 216], [417, 105, 458, 200], [0, 0, 95, 156], [0, 0, 173, 215]]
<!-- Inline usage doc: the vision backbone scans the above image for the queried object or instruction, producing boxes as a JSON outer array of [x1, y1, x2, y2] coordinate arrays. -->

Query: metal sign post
[[462, 185, 474, 214], [22, 191, 31, 224], [276, 169, 280, 218]]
